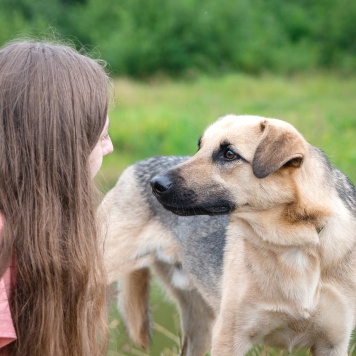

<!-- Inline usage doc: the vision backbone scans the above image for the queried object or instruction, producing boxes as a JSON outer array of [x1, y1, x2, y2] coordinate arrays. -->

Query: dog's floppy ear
[[253, 120, 305, 179]]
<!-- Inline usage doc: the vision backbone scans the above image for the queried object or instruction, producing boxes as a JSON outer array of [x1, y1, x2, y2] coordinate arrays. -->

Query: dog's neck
[[233, 205, 322, 248]]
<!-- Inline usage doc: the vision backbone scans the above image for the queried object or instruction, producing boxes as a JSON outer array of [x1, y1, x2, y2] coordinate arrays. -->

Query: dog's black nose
[[150, 175, 172, 194]]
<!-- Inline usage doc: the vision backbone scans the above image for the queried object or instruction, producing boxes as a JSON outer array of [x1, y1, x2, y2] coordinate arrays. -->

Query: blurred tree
[[0, 0, 355, 76]]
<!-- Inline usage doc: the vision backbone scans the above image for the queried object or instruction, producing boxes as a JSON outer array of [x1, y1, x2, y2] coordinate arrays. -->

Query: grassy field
[[100, 72, 356, 356]]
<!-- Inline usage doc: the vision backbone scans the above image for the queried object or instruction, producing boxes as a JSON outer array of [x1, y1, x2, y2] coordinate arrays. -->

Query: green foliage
[[1, 0, 356, 76]]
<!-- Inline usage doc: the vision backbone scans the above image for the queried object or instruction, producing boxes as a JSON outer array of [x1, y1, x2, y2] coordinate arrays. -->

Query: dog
[[99, 156, 229, 355], [151, 114, 356, 355]]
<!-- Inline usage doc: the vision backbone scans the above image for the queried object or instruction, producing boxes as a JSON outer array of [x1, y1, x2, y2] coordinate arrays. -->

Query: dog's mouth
[[150, 174, 234, 216], [159, 201, 234, 216]]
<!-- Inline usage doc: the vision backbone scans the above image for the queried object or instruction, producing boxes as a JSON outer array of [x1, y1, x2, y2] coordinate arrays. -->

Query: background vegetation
[[1, 1, 355, 354], [1, 0, 356, 77]]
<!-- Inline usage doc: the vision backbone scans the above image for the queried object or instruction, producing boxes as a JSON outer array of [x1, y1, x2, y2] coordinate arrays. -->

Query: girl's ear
[[253, 121, 305, 179]]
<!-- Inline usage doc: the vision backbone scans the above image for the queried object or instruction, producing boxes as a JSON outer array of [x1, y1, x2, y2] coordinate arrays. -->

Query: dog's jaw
[[150, 174, 235, 216], [153, 197, 235, 216]]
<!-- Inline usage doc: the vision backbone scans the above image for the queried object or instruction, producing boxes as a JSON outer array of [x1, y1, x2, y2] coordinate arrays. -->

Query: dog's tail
[[118, 268, 152, 350]]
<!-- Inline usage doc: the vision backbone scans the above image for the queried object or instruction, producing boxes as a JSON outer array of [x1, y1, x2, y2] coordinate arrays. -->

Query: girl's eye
[[102, 133, 110, 141], [224, 149, 237, 160]]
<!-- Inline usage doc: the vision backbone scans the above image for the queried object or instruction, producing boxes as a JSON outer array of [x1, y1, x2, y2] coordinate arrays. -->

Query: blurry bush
[[1, 0, 356, 77]]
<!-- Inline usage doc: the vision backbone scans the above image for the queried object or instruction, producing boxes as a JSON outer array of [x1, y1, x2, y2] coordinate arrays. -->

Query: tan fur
[[163, 115, 356, 355]]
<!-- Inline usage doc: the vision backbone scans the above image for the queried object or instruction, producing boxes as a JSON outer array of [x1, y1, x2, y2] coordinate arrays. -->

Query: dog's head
[[151, 115, 307, 216]]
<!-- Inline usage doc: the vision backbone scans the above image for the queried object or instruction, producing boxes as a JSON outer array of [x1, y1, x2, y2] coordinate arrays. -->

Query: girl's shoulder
[[0, 213, 17, 349]]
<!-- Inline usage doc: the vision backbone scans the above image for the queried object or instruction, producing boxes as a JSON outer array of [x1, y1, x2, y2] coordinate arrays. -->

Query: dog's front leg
[[211, 288, 252, 356], [311, 283, 354, 356], [211, 231, 251, 355], [211, 309, 252, 356]]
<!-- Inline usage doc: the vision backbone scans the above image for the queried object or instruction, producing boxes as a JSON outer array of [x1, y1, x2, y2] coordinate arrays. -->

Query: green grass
[[101, 72, 356, 355]]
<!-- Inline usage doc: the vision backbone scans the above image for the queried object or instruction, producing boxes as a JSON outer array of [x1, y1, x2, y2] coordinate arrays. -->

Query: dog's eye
[[224, 149, 238, 160]]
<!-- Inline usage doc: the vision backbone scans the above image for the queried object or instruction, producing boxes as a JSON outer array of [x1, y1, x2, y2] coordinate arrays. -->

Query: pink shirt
[[0, 216, 17, 349]]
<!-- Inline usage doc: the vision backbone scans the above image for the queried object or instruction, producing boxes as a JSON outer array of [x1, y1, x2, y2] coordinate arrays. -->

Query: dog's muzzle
[[150, 174, 234, 216]]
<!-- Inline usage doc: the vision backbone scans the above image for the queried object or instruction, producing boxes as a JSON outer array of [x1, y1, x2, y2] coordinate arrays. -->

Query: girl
[[0, 40, 113, 355]]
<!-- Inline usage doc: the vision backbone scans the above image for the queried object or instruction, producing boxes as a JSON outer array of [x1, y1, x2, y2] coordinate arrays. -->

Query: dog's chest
[[279, 248, 308, 270], [245, 240, 320, 318], [239, 243, 323, 351]]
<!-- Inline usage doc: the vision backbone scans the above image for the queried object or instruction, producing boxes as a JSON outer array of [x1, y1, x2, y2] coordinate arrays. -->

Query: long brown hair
[[0, 40, 109, 355]]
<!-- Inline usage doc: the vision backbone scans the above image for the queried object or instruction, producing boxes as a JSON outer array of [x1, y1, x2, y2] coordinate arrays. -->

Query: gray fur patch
[[134, 156, 228, 296]]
